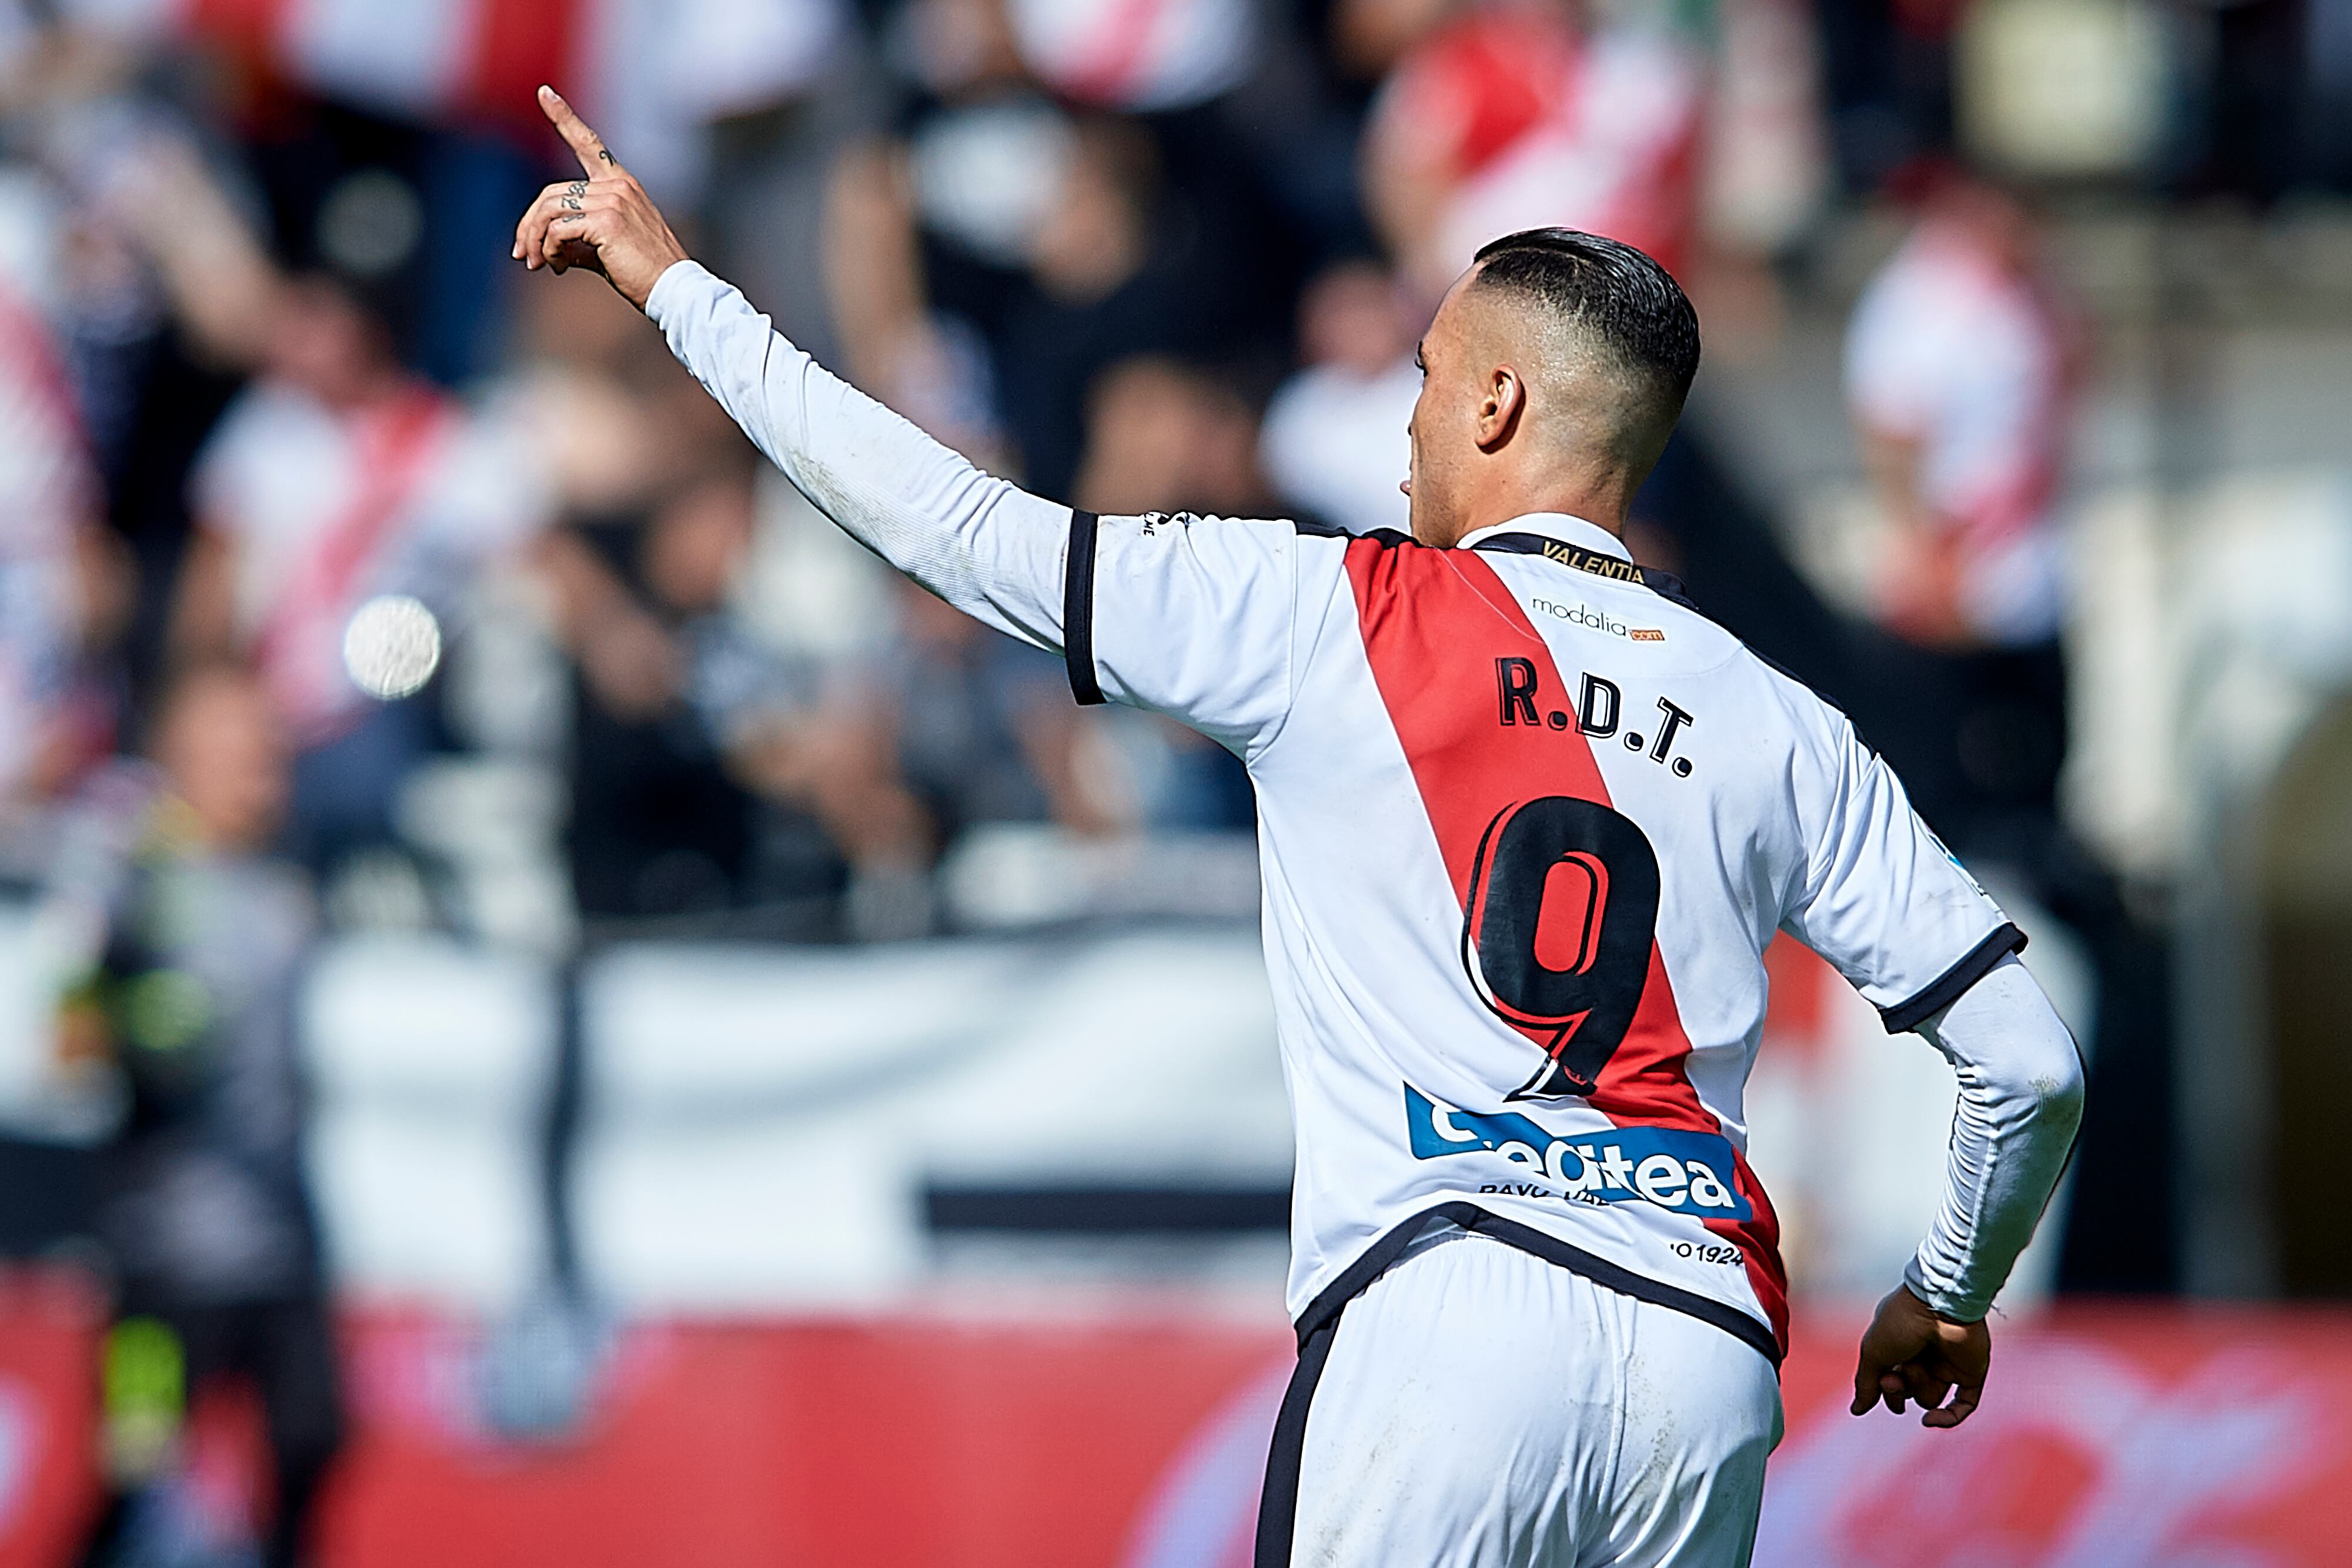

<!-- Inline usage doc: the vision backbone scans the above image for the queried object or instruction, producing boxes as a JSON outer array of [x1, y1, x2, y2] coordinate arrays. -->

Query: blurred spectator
[[1000, 0, 1365, 260], [1, 82, 173, 488], [165, 271, 548, 874], [1362, 0, 1703, 300], [726, 352, 1276, 937], [78, 133, 555, 875], [1073, 354, 1277, 520], [36, 0, 846, 206], [826, 0, 1355, 498], [5, 109, 553, 882], [49, 664, 340, 1568], [541, 467, 847, 923], [1329, 0, 1453, 81], [726, 573, 1127, 937], [874, 581, 1115, 845], [1813, 0, 1962, 192], [0, 275, 129, 835], [690, 0, 866, 374], [1698, 0, 1829, 259], [1007, 0, 1254, 109], [1846, 169, 2073, 651], [512, 267, 850, 925], [1070, 356, 1264, 828], [1258, 260, 1418, 536], [1843, 166, 2077, 833], [831, 93, 1235, 498]]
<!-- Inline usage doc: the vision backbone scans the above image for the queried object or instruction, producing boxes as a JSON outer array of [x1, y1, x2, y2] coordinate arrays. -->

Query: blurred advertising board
[[0, 1281, 2347, 1566], [2, 916, 2083, 1318]]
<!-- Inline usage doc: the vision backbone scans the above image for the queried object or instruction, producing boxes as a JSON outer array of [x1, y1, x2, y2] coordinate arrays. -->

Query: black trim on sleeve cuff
[[1878, 921, 2029, 1035], [1063, 507, 1104, 706]]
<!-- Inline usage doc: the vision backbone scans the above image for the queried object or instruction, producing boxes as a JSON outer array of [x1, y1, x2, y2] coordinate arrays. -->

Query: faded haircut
[[1469, 229, 1701, 422]]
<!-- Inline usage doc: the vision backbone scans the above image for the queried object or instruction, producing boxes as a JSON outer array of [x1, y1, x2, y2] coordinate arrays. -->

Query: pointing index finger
[[539, 85, 622, 178]]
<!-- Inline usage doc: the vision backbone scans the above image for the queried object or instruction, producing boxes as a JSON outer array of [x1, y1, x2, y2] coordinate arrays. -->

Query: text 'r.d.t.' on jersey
[[1066, 506, 2020, 1365]]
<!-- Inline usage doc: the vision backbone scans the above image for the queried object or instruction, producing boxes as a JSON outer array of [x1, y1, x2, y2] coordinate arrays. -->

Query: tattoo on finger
[[562, 196, 583, 211], [567, 180, 587, 197], [598, 148, 616, 165]]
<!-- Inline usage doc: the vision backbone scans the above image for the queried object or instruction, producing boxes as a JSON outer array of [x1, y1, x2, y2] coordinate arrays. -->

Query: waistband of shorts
[[1295, 1202, 1784, 1369]]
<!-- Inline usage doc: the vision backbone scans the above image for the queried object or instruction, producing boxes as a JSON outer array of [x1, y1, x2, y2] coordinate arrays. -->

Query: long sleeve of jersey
[[1903, 955, 2085, 1322], [645, 259, 1072, 652], [646, 259, 1312, 755]]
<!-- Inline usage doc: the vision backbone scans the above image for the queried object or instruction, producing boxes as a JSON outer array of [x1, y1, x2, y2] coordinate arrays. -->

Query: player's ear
[[1476, 365, 1524, 452]]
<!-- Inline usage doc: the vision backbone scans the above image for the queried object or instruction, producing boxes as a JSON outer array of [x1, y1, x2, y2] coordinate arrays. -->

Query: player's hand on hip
[[510, 86, 687, 312], [1849, 1283, 1989, 1429]]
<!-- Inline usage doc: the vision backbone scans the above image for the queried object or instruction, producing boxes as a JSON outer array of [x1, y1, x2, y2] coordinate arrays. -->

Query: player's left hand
[[1849, 1284, 1989, 1429], [510, 86, 687, 312]]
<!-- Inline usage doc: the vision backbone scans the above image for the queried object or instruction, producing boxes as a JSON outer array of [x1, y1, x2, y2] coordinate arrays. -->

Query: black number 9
[[1461, 795, 1661, 1101]]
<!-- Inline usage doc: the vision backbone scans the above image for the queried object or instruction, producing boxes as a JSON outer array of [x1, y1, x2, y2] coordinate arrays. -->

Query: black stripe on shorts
[[1252, 1313, 1338, 1568]]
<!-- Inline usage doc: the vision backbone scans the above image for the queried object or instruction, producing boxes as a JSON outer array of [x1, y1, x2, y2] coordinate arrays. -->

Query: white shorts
[[1262, 1225, 1782, 1567]]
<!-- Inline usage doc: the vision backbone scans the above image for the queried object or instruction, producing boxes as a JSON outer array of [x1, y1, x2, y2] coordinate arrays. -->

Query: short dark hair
[[1470, 229, 1700, 412]]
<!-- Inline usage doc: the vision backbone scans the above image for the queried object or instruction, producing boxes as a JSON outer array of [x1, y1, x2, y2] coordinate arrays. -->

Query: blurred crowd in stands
[[8, 3, 2352, 1556], [1, 0, 2349, 946]]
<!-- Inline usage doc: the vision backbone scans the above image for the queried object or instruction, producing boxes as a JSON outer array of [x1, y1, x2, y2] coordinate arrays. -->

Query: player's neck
[[1438, 472, 1636, 548]]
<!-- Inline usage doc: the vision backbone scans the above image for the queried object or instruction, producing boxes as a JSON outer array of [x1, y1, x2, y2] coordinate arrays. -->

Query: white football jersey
[[1068, 507, 2020, 1363], [648, 260, 2027, 1366]]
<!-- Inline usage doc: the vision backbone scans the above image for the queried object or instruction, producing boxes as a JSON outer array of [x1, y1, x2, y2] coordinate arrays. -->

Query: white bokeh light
[[343, 594, 443, 700]]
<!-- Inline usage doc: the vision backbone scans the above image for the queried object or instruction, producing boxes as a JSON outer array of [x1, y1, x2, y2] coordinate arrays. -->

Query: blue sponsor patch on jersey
[[1404, 1084, 1751, 1220]]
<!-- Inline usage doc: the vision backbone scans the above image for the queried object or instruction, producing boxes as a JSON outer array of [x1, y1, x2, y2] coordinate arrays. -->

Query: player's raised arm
[[508, 88, 1306, 753], [509, 84, 1077, 657]]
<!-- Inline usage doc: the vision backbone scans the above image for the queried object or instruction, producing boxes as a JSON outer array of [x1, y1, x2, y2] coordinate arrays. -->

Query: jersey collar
[[1456, 513, 1631, 561], [1459, 511, 1693, 606]]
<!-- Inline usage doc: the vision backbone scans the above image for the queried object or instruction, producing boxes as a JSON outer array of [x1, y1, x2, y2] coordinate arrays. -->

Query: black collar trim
[[1473, 530, 1693, 607]]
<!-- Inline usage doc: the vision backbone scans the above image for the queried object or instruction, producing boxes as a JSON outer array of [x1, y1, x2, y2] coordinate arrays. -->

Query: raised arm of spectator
[[102, 133, 282, 370], [166, 527, 240, 666], [513, 86, 1311, 758], [820, 138, 929, 402]]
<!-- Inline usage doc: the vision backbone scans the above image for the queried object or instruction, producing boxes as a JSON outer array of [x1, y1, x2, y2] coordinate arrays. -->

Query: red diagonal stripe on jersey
[[1345, 537, 1787, 1351]]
